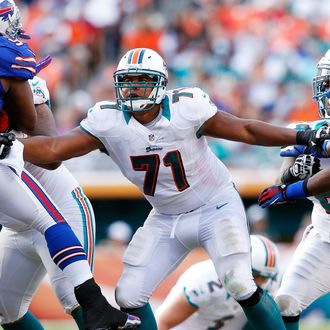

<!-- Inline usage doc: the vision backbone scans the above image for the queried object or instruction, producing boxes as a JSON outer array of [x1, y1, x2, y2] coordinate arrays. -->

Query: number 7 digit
[[130, 150, 189, 196]]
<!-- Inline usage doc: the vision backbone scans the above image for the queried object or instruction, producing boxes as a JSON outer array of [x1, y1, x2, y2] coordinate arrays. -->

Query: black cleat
[[74, 278, 141, 330]]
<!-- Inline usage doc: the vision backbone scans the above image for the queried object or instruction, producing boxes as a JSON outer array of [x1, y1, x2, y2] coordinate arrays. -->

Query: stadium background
[[2, 0, 330, 329]]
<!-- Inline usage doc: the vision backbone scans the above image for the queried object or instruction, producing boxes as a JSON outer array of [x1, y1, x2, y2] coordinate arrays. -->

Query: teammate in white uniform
[[258, 49, 330, 330], [155, 235, 279, 330], [11, 48, 330, 330], [0, 2, 140, 328], [0, 76, 95, 329]]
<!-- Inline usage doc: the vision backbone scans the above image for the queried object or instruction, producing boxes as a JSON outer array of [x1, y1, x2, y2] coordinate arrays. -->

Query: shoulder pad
[[0, 36, 36, 80], [81, 101, 119, 136]]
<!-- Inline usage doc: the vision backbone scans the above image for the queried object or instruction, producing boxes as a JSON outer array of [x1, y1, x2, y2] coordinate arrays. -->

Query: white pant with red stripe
[[0, 165, 95, 324]]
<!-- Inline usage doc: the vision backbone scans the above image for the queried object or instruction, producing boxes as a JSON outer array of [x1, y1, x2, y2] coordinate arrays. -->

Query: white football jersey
[[288, 120, 330, 241], [164, 260, 247, 330], [81, 88, 233, 214]]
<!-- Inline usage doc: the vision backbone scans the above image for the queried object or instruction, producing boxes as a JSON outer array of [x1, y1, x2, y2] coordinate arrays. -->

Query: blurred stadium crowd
[[16, 0, 330, 169]]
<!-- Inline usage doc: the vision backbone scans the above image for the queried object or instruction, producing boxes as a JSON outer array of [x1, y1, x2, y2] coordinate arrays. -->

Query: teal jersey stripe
[[71, 187, 96, 271], [162, 95, 170, 120], [122, 107, 133, 124], [100, 104, 119, 110], [78, 186, 96, 270]]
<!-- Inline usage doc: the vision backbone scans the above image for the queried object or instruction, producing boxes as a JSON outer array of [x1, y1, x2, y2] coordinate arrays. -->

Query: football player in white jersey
[[0, 1, 139, 329], [258, 49, 330, 330], [155, 235, 279, 330], [9, 47, 330, 330], [0, 76, 96, 329]]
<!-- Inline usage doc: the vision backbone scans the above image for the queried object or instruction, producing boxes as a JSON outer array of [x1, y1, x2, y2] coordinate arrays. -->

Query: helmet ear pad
[[0, 0, 23, 39], [113, 48, 168, 112]]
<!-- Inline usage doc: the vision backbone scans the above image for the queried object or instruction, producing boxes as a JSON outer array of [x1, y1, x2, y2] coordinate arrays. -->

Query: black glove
[[0, 132, 16, 159], [296, 125, 330, 147], [281, 155, 320, 184]]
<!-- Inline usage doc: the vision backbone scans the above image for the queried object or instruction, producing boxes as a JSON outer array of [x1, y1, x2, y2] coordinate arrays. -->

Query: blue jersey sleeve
[[0, 36, 36, 80]]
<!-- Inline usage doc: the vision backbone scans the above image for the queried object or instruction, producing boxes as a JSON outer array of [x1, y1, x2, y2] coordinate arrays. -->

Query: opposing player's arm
[[200, 111, 298, 146], [4, 78, 36, 132], [31, 103, 57, 136], [25, 102, 61, 169], [259, 158, 326, 208], [155, 289, 197, 330], [305, 168, 330, 196], [22, 127, 103, 164]]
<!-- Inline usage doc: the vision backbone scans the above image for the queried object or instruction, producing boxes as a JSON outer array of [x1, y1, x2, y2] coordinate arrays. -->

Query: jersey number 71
[[130, 150, 190, 196]]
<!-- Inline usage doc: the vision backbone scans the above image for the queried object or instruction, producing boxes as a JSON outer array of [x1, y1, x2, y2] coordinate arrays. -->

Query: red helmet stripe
[[0, 7, 13, 15]]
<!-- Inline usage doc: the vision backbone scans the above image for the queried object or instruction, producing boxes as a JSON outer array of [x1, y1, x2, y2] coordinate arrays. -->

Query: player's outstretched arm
[[22, 127, 103, 164], [200, 111, 329, 147], [155, 290, 197, 330], [24, 102, 61, 169], [304, 168, 330, 196], [200, 111, 297, 145]]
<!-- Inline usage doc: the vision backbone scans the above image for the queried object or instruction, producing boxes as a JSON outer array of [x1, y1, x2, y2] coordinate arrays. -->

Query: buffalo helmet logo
[[0, 1, 14, 22]]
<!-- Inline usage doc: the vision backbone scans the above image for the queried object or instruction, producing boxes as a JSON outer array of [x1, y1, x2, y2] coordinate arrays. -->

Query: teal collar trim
[[162, 95, 170, 121], [122, 105, 132, 124]]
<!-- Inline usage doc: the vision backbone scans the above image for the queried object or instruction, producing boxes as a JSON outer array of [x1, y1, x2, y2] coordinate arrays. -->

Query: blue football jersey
[[0, 36, 36, 128], [0, 36, 36, 79]]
